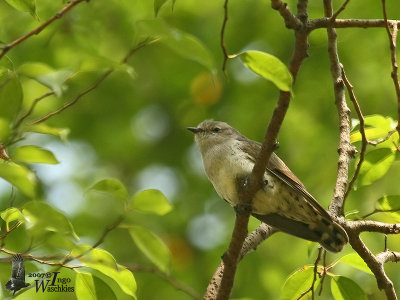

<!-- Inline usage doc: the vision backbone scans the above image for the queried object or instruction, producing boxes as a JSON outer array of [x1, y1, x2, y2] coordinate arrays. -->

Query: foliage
[[0, 0, 399, 299]]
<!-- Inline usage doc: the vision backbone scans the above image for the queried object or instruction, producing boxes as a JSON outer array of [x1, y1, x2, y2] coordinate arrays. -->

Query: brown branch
[[204, 223, 277, 299], [324, 0, 354, 217], [345, 230, 397, 299], [220, 0, 230, 72], [376, 251, 400, 264], [210, 2, 310, 299], [130, 265, 201, 300], [0, 0, 88, 60], [270, 0, 303, 30], [341, 66, 367, 201], [30, 39, 154, 125], [382, 0, 400, 137], [347, 220, 400, 235], [308, 18, 400, 30]]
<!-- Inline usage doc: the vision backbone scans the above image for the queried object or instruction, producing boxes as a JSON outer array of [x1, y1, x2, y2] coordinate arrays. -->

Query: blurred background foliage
[[0, 0, 400, 299]]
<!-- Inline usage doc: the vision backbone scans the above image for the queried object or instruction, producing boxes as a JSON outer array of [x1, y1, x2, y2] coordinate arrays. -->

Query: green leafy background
[[0, 0, 399, 299]]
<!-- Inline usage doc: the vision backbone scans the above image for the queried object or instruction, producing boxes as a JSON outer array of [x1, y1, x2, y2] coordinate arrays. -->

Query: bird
[[188, 120, 348, 252], [5, 254, 30, 295]]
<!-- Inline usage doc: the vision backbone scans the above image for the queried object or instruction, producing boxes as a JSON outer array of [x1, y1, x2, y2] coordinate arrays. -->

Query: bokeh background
[[0, 0, 400, 299]]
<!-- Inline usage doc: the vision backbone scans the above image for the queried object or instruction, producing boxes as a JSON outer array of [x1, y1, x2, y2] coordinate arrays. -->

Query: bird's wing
[[239, 138, 332, 220], [11, 255, 26, 280]]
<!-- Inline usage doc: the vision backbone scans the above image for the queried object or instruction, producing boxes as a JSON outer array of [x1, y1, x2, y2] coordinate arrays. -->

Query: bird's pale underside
[[188, 120, 348, 253]]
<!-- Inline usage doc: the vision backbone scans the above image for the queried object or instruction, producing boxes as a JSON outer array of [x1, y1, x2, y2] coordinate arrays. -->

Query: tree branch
[[209, 1, 310, 299], [323, 0, 354, 217], [0, 0, 88, 60], [204, 223, 277, 300], [308, 18, 400, 30], [382, 0, 400, 137]]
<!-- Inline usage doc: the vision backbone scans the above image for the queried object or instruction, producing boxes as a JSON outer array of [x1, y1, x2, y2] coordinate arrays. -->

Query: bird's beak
[[187, 127, 203, 134]]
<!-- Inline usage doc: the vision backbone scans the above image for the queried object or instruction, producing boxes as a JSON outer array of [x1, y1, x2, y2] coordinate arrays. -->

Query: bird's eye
[[212, 127, 221, 133]]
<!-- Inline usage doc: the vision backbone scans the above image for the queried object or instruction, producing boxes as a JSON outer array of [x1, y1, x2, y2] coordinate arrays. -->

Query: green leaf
[[75, 271, 97, 300], [13, 145, 59, 164], [378, 195, 400, 211], [5, 0, 36, 15], [338, 253, 373, 275], [350, 115, 395, 143], [89, 178, 129, 201], [129, 225, 171, 273], [1, 207, 24, 225], [0, 161, 37, 197], [0, 72, 23, 122], [358, 148, 396, 186], [330, 276, 367, 300], [36, 69, 74, 97], [76, 248, 137, 299], [136, 19, 214, 70], [239, 50, 293, 91], [26, 123, 70, 142], [0, 117, 11, 141], [18, 63, 73, 96], [22, 201, 78, 239], [281, 266, 319, 300], [130, 189, 172, 215], [154, 0, 168, 16]]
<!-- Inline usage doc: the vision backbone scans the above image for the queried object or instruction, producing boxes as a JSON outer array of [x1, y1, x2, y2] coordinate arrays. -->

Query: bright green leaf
[[358, 148, 396, 186], [5, 0, 36, 15], [281, 266, 319, 300], [89, 178, 129, 201], [130, 189, 172, 215], [1, 207, 24, 225], [330, 276, 367, 300], [364, 115, 393, 129], [75, 271, 97, 300], [378, 195, 400, 211], [338, 253, 373, 275], [350, 115, 395, 143], [26, 123, 70, 142], [13, 145, 59, 164], [18, 62, 53, 78], [0, 161, 37, 197], [22, 201, 78, 239], [129, 225, 171, 273], [77, 248, 137, 299], [239, 50, 293, 91]]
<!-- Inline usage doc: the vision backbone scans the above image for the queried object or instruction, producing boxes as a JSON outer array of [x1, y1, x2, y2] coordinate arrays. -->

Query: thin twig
[[130, 265, 201, 300], [13, 92, 55, 130], [382, 0, 400, 138], [0, 221, 22, 240], [220, 0, 230, 72], [331, 0, 351, 21], [297, 248, 323, 300], [309, 18, 400, 30], [0, 0, 88, 60]]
